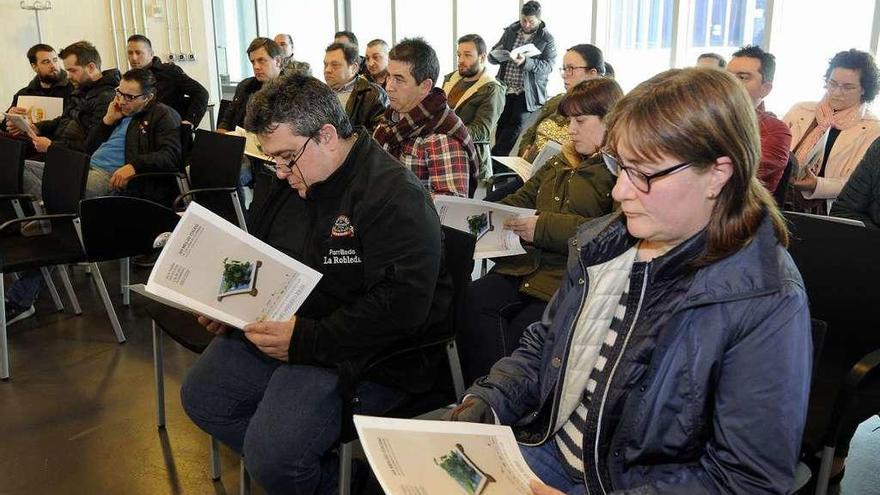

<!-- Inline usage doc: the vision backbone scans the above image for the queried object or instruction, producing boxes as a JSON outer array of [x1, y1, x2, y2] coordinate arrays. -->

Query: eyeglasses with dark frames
[[114, 88, 147, 102], [263, 135, 314, 175], [601, 150, 693, 193]]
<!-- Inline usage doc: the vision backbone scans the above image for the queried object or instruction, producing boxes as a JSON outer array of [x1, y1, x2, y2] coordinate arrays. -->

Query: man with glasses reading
[[180, 73, 452, 494]]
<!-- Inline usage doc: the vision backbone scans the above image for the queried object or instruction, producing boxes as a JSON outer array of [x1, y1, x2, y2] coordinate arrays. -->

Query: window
[[351, 0, 393, 48], [540, 1, 592, 95], [683, 0, 766, 69], [765, 0, 875, 115], [213, 0, 258, 96], [265, 0, 337, 74], [456, 0, 519, 51], [395, 0, 454, 84], [601, 0, 675, 91]]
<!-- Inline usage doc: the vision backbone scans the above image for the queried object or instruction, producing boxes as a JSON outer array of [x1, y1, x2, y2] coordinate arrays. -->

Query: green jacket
[[493, 152, 615, 301], [442, 69, 506, 180], [346, 75, 388, 132], [517, 92, 566, 158]]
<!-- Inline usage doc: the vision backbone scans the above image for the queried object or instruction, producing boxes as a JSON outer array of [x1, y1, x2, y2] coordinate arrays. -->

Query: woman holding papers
[[785, 49, 880, 213], [459, 78, 622, 384], [450, 68, 811, 495]]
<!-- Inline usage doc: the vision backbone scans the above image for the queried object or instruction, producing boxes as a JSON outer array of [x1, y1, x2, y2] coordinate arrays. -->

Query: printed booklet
[[16, 95, 64, 122], [354, 415, 542, 495], [434, 196, 535, 259], [131, 202, 321, 329], [492, 140, 562, 182]]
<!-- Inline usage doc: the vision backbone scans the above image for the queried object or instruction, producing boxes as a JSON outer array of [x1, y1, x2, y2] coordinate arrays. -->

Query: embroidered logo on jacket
[[331, 215, 355, 237]]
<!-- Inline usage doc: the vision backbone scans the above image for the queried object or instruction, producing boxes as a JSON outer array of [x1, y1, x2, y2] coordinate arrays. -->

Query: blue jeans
[[7, 270, 43, 307], [180, 330, 408, 495], [521, 440, 586, 495]]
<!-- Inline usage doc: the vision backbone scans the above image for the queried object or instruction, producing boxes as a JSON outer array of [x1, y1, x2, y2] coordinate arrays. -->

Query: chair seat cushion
[[0, 225, 85, 272]]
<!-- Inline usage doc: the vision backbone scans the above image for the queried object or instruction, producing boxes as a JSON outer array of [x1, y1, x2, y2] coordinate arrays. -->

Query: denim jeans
[[24, 159, 120, 200], [521, 440, 586, 495], [7, 270, 43, 307], [180, 330, 408, 495]]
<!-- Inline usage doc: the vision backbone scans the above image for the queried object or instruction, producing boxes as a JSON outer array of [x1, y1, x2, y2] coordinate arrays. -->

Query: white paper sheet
[[16, 95, 64, 122], [434, 196, 535, 259]]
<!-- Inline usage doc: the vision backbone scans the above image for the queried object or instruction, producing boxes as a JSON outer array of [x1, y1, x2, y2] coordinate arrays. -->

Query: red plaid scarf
[[373, 87, 478, 181]]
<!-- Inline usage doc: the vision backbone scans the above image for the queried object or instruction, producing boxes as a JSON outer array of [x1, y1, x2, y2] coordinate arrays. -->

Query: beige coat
[[783, 101, 880, 200]]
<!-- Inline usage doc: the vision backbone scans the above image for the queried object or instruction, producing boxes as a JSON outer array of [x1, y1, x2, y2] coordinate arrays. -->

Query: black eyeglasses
[[263, 135, 313, 175], [114, 88, 147, 102], [559, 65, 591, 75], [601, 151, 693, 193]]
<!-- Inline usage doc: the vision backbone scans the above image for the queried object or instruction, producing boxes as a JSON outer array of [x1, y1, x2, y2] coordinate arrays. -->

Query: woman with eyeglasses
[[458, 78, 621, 384], [487, 44, 607, 201], [785, 49, 880, 213], [448, 68, 811, 495]]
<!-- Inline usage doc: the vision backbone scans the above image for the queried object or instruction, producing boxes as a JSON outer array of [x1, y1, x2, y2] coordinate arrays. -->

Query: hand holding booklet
[[130, 202, 321, 329], [354, 415, 542, 495], [490, 43, 542, 63], [434, 196, 535, 259]]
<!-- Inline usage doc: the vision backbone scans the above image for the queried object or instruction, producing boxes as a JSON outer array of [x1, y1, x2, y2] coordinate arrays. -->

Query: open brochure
[[0, 113, 37, 139], [136, 201, 321, 329], [229, 126, 274, 162], [354, 415, 541, 495], [794, 128, 830, 181], [490, 43, 542, 63], [434, 196, 535, 259], [493, 140, 562, 182], [16, 95, 64, 122]]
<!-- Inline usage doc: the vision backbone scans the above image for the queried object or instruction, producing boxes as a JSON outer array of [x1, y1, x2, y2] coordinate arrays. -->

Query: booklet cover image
[[435, 443, 496, 495], [218, 258, 262, 300]]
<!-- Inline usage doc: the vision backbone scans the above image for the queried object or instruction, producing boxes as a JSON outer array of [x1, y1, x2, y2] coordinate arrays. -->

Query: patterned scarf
[[373, 87, 479, 181], [794, 98, 865, 172]]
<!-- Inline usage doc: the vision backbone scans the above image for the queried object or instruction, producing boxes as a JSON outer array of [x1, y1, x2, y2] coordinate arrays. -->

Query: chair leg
[[210, 436, 222, 481], [815, 445, 836, 495], [446, 340, 466, 401], [0, 277, 9, 380], [339, 441, 353, 495], [58, 265, 82, 315], [152, 321, 166, 428], [89, 263, 126, 343], [230, 191, 248, 232], [40, 266, 64, 312], [240, 457, 251, 495], [120, 258, 130, 306]]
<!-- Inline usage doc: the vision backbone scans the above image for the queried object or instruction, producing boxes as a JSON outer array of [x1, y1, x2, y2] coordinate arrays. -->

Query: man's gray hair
[[244, 73, 354, 138]]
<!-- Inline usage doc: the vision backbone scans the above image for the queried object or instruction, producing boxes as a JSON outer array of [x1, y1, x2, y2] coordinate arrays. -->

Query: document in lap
[[16, 95, 64, 122], [493, 140, 562, 182], [138, 202, 321, 329], [229, 126, 274, 163], [434, 196, 535, 259], [354, 415, 541, 495]]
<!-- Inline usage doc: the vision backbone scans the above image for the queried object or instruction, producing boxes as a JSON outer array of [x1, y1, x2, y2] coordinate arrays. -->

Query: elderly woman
[[459, 78, 621, 384], [786, 49, 880, 213], [449, 68, 812, 495]]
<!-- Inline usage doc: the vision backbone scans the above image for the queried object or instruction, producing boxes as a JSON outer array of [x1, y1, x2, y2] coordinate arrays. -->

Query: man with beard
[[364, 39, 389, 88], [323, 42, 387, 130], [442, 34, 505, 181], [3, 44, 73, 129], [488, 0, 556, 157], [126, 34, 209, 128]]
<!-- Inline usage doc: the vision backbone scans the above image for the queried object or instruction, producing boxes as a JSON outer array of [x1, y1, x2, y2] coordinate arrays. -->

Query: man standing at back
[[273, 33, 312, 76], [489, 0, 556, 157], [373, 38, 477, 197], [727, 45, 792, 193], [126, 34, 209, 128], [442, 34, 505, 181]]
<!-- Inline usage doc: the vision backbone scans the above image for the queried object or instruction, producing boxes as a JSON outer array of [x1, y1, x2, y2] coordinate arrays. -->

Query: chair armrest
[[486, 172, 519, 186], [825, 347, 880, 446], [173, 187, 238, 209], [127, 171, 187, 184], [0, 193, 36, 202], [0, 213, 77, 234]]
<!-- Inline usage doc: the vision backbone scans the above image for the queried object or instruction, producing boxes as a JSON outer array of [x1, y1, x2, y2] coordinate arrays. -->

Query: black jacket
[[830, 137, 880, 228], [9, 73, 74, 109], [35, 69, 120, 151], [145, 57, 209, 127], [345, 75, 388, 131], [248, 129, 453, 393], [218, 76, 262, 131], [84, 101, 182, 205], [489, 21, 556, 112]]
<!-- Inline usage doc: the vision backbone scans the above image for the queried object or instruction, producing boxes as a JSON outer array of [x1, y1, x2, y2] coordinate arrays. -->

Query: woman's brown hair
[[558, 78, 624, 120], [604, 67, 788, 265]]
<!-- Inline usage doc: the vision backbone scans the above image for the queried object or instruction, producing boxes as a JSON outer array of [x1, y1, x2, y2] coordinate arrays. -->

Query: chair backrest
[[774, 153, 796, 207], [42, 145, 90, 215], [0, 135, 26, 195], [441, 226, 477, 334], [189, 129, 245, 189], [79, 196, 181, 262], [217, 99, 233, 128]]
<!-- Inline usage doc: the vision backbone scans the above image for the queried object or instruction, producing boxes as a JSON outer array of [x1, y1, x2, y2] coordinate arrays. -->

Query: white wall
[[0, 0, 219, 129]]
